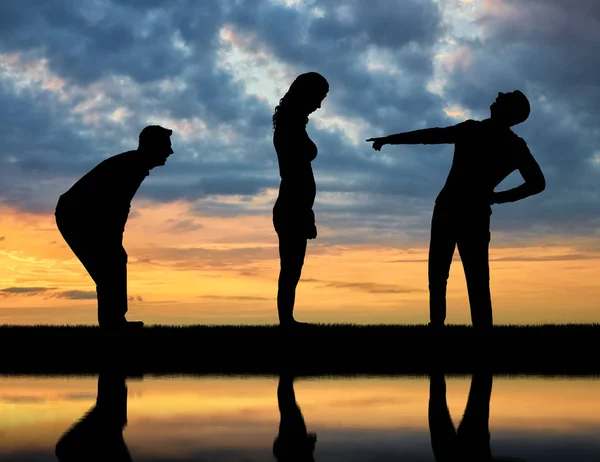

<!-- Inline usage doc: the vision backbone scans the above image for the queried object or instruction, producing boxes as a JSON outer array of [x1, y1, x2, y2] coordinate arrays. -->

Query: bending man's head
[[138, 125, 174, 168], [490, 90, 530, 126]]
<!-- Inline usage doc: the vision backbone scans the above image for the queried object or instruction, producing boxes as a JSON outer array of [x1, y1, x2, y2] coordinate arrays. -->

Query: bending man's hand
[[366, 137, 386, 151]]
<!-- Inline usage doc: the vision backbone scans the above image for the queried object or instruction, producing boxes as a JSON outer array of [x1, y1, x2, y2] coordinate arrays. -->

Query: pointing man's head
[[490, 91, 530, 126]]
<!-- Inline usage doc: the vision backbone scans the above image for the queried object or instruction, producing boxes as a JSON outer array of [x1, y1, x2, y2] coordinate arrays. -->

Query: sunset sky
[[0, 0, 599, 325]]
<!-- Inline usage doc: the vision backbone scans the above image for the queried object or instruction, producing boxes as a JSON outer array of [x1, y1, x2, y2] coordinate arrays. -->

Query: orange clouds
[[440, 46, 473, 74], [1, 202, 600, 325]]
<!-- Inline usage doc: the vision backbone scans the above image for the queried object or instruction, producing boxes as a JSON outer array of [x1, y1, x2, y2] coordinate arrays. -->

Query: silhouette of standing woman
[[367, 91, 545, 329], [273, 72, 329, 328]]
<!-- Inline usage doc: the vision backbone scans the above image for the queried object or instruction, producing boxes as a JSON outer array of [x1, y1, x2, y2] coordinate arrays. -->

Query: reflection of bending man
[[56, 372, 131, 462], [428, 373, 525, 462], [273, 374, 317, 462]]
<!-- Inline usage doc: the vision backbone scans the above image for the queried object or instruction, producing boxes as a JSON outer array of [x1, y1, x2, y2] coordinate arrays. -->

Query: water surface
[[0, 375, 598, 461]]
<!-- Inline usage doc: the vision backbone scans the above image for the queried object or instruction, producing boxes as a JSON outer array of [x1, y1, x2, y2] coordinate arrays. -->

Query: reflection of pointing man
[[55, 126, 174, 330], [273, 374, 317, 462], [428, 373, 526, 462], [367, 91, 545, 329], [55, 371, 132, 462]]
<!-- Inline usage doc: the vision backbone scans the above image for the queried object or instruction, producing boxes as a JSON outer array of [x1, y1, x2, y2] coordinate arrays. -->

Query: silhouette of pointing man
[[55, 126, 174, 330], [367, 91, 545, 329]]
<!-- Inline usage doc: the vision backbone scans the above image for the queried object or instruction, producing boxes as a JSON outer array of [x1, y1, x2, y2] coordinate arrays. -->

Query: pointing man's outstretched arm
[[366, 120, 475, 151]]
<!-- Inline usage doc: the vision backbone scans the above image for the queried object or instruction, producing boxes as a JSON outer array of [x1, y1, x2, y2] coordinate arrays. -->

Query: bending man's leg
[[55, 371, 131, 462], [428, 205, 457, 326], [457, 216, 492, 328], [56, 217, 130, 327], [95, 243, 129, 328], [277, 233, 308, 326]]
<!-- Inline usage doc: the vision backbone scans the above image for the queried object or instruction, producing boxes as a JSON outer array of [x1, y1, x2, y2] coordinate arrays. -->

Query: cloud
[[52, 290, 97, 300], [0, 288, 145, 301], [166, 218, 205, 233], [58, 392, 99, 401], [489, 253, 599, 262], [0, 395, 46, 403], [389, 252, 600, 264], [132, 245, 277, 271], [304, 278, 422, 294], [0, 0, 597, 248], [0, 0, 448, 220], [0, 287, 55, 296], [388, 258, 429, 263], [197, 295, 272, 301]]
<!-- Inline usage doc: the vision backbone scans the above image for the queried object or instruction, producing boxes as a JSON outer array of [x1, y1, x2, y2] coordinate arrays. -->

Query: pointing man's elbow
[[534, 176, 546, 194]]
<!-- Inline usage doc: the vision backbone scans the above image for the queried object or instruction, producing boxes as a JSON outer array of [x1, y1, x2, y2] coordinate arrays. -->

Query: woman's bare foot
[[279, 320, 311, 329]]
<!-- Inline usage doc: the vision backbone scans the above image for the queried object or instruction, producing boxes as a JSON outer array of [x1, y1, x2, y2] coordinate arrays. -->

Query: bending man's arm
[[493, 142, 546, 204]]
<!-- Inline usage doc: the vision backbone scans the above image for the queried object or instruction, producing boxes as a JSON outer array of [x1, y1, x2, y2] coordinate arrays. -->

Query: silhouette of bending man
[[272, 73, 329, 328], [273, 374, 317, 462], [428, 373, 525, 462], [55, 371, 131, 462], [55, 126, 174, 329], [367, 91, 545, 328]]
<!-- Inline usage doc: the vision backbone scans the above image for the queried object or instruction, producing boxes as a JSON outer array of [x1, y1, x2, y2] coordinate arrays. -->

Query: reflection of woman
[[428, 373, 525, 462], [273, 374, 317, 462], [55, 371, 131, 462], [272, 72, 329, 328]]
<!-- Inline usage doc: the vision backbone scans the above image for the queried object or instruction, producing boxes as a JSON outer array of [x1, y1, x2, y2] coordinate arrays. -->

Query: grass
[[0, 323, 598, 376]]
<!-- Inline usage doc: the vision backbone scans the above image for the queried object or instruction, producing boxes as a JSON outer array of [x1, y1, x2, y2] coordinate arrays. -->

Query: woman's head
[[273, 72, 329, 128]]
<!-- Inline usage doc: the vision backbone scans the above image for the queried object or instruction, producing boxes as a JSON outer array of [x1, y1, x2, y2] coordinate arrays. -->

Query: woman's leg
[[277, 233, 308, 325], [273, 374, 316, 461]]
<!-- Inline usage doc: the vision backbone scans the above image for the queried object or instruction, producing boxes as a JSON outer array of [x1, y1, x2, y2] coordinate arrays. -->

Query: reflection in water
[[429, 373, 525, 462], [55, 371, 131, 462], [0, 375, 598, 460], [273, 375, 317, 461]]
